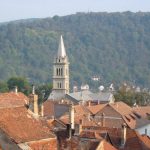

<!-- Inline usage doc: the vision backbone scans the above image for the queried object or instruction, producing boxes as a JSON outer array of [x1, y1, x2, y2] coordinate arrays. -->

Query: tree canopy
[[0, 12, 150, 88]]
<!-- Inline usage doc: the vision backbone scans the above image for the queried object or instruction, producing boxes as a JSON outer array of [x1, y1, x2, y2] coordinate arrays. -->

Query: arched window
[[58, 68, 60, 76], [56, 68, 59, 76], [60, 83, 62, 88], [61, 68, 63, 76]]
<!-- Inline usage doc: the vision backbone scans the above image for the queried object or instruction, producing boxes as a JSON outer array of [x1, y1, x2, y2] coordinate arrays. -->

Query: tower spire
[[57, 35, 66, 58]]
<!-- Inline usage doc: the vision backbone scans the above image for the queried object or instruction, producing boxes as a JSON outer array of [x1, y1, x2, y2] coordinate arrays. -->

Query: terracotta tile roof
[[133, 106, 150, 119], [109, 102, 133, 116], [0, 107, 55, 143], [0, 92, 29, 108], [74, 104, 91, 115], [28, 138, 57, 150], [87, 104, 106, 114], [97, 139, 117, 150]]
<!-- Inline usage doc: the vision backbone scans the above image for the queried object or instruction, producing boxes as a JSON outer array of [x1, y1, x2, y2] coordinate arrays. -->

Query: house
[[87, 102, 150, 137], [0, 91, 57, 150]]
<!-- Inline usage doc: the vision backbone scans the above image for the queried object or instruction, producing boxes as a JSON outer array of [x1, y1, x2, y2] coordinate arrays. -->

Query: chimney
[[121, 123, 127, 147], [14, 86, 18, 94], [79, 119, 82, 134], [29, 86, 39, 115], [69, 104, 75, 130], [101, 113, 105, 127], [32, 85, 35, 95], [88, 101, 91, 107], [40, 103, 44, 117], [69, 104, 75, 138], [88, 113, 91, 121]]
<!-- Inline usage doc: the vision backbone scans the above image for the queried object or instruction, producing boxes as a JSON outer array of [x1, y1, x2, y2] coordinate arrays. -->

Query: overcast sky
[[0, 0, 150, 22]]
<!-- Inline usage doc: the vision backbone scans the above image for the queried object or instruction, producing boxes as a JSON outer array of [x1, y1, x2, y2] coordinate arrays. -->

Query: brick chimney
[[29, 85, 39, 115], [121, 123, 127, 147]]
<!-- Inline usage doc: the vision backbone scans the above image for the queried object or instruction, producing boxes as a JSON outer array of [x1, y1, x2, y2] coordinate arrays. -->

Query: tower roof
[[57, 35, 66, 58]]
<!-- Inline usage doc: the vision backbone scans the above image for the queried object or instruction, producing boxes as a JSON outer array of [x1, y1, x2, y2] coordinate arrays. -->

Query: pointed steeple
[[57, 35, 66, 58]]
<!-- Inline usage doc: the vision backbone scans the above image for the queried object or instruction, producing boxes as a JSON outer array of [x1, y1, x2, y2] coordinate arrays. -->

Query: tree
[[35, 83, 52, 104], [0, 81, 9, 93], [7, 77, 31, 95]]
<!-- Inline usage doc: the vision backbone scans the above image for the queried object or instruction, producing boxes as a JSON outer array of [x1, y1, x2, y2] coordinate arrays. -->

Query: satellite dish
[[99, 85, 104, 91]]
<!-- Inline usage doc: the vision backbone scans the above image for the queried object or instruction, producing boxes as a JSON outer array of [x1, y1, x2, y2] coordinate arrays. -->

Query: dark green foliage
[[7, 77, 31, 95], [0, 12, 150, 87], [0, 81, 9, 93], [35, 83, 52, 104]]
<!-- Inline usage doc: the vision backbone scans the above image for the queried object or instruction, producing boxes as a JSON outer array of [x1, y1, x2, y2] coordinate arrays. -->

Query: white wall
[[136, 124, 150, 137]]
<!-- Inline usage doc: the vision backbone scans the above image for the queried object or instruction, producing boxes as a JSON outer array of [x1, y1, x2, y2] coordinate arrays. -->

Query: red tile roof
[[97, 140, 117, 150], [0, 92, 28, 108], [133, 106, 150, 118], [28, 138, 57, 150], [87, 104, 106, 114], [0, 107, 55, 143], [109, 102, 133, 116]]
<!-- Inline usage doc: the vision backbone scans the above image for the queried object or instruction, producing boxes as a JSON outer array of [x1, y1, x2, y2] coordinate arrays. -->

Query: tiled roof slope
[[0, 107, 55, 143], [87, 104, 106, 114], [97, 140, 117, 150], [0, 92, 28, 108], [133, 106, 150, 118], [28, 138, 57, 150]]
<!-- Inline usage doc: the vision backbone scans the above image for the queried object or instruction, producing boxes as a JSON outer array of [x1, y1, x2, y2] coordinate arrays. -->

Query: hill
[[0, 12, 150, 88]]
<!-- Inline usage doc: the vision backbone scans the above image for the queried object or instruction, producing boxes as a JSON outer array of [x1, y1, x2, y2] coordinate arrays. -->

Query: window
[[145, 129, 147, 135], [56, 68, 59, 76], [61, 68, 63, 76]]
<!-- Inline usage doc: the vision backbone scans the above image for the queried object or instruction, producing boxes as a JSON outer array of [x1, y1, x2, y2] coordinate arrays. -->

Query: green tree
[[35, 83, 52, 104], [0, 81, 9, 93], [7, 77, 31, 95]]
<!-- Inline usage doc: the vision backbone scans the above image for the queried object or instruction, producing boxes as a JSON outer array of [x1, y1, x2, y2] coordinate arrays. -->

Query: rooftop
[[0, 92, 29, 108], [0, 106, 55, 143]]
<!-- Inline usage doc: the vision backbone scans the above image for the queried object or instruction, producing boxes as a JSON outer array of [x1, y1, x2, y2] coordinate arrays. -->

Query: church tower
[[49, 35, 69, 100]]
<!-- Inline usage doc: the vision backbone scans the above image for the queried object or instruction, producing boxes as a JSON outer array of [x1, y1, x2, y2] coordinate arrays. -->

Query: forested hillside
[[0, 12, 150, 88]]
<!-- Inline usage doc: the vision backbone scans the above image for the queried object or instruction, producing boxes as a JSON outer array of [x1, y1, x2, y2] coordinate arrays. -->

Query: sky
[[0, 0, 150, 23]]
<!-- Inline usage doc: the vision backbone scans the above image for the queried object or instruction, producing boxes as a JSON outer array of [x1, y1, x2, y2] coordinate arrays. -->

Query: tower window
[[56, 68, 59, 76], [61, 68, 63, 76], [59, 59, 60, 62], [59, 68, 60, 76]]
